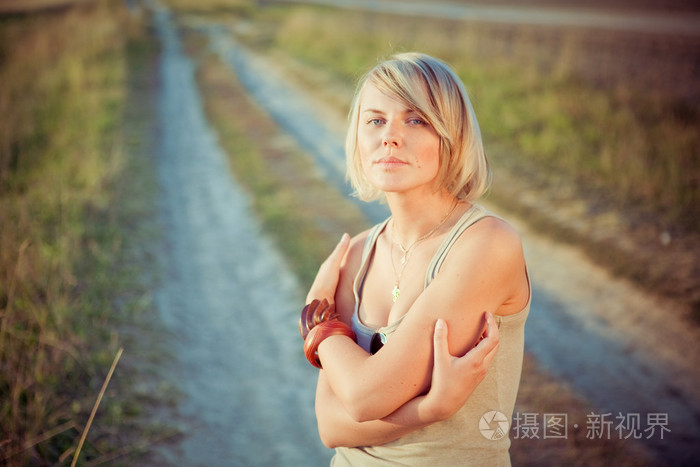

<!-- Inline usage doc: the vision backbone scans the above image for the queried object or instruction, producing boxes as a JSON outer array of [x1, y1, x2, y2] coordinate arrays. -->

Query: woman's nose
[[382, 125, 401, 147]]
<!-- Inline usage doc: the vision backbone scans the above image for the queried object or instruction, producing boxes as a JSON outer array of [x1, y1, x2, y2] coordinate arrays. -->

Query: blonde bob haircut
[[345, 52, 491, 202]]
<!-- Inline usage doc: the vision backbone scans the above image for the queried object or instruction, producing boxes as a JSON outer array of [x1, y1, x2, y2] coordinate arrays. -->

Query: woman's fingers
[[322, 233, 350, 273], [306, 233, 351, 303], [473, 312, 500, 358], [433, 312, 500, 365], [455, 313, 499, 374], [334, 232, 351, 256], [432, 318, 450, 370], [428, 315, 500, 421]]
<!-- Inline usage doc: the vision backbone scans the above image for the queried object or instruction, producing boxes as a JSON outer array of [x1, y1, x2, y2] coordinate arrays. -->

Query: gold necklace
[[389, 200, 458, 303]]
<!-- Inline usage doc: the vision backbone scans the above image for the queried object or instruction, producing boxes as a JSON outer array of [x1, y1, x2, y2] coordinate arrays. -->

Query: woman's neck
[[386, 191, 459, 247]]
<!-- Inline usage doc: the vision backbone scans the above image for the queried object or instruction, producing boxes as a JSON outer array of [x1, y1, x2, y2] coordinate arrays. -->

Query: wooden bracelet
[[298, 298, 338, 340], [303, 320, 356, 369]]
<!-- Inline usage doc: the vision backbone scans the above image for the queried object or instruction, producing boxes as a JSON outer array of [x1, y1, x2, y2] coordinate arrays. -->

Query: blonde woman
[[300, 53, 530, 466]]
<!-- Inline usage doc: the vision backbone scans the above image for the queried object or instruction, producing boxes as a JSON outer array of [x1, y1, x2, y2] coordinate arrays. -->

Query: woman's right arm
[[315, 370, 431, 448], [315, 314, 500, 448]]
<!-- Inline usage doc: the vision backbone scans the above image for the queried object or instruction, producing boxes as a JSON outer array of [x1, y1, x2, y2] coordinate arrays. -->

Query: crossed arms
[[306, 219, 525, 447]]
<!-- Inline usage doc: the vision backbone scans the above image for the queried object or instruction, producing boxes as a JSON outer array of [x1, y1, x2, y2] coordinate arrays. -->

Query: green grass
[[0, 1, 165, 464]]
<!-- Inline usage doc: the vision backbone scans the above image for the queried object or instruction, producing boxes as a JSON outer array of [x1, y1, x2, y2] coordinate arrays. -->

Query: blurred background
[[1, 0, 698, 465]]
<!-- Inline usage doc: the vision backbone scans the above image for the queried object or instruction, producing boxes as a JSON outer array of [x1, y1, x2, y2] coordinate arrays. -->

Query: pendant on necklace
[[392, 284, 400, 303], [400, 254, 407, 266]]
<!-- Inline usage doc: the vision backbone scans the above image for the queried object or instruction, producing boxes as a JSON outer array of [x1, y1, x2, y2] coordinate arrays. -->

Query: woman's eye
[[367, 118, 384, 125], [408, 118, 425, 125]]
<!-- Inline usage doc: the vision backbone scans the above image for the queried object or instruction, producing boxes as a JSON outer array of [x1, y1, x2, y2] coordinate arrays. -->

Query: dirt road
[[144, 0, 699, 465], [146, 3, 331, 465]]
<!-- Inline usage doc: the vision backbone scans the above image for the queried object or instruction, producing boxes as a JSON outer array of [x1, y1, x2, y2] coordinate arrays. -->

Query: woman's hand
[[314, 313, 501, 448], [306, 233, 351, 304], [424, 313, 501, 421]]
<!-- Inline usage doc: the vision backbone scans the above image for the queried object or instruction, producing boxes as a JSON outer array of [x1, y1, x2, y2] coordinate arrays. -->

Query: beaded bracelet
[[303, 320, 356, 369]]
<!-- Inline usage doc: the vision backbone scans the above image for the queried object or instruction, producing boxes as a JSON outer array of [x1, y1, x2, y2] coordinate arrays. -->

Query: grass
[[0, 0, 100, 14], [0, 1, 168, 464]]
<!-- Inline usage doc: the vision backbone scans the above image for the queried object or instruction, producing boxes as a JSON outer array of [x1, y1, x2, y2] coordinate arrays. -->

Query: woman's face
[[356, 82, 441, 197]]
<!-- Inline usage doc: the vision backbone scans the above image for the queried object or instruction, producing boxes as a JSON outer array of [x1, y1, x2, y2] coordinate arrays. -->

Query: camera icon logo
[[479, 410, 509, 441]]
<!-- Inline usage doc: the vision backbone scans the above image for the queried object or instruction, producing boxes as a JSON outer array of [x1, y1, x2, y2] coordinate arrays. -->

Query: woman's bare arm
[[316, 315, 500, 448]]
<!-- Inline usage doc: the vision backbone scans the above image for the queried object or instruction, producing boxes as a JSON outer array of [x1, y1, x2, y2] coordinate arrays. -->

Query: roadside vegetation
[[0, 1, 168, 464]]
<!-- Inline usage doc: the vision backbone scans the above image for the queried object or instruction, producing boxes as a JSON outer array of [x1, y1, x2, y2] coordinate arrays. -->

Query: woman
[[300, 52, 530, 465]]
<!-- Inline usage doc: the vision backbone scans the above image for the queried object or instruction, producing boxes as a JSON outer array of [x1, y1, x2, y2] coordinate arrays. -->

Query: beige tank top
[[333, 204, 530, 466]]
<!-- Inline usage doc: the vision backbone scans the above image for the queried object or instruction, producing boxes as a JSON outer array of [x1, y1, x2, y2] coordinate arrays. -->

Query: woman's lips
[[375, 156, 407, 169]]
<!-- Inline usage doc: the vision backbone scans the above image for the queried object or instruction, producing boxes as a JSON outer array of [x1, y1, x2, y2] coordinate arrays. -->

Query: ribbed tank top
[[334, 204, 530, 466]]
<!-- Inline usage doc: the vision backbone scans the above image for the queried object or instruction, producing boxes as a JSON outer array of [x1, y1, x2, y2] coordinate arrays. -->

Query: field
[[0, 0, 170, 464]]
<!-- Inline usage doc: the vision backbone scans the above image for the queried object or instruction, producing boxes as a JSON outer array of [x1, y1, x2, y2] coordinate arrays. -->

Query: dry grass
[[441, 0, 700, 13], [160, 0, 255, 17], [1, 3, 128, 460], [70, 347, 122, 466], [0, 1, 167, 464], [0, 0, 100, 14]]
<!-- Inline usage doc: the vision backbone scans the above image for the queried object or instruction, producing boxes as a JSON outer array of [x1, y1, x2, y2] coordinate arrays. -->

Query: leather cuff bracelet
[[303, 320, 356, 369]]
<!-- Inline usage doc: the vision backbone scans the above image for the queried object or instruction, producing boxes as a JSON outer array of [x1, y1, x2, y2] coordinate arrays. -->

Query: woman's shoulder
[[445, 212, 524, 269], [438, 212, 528, 315], [475, 214, 521, 245]]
